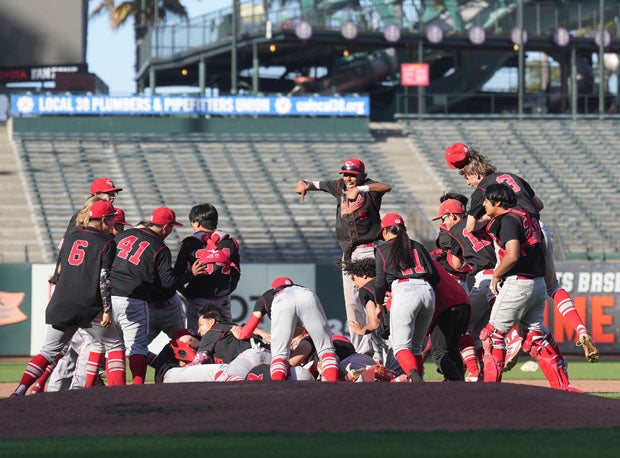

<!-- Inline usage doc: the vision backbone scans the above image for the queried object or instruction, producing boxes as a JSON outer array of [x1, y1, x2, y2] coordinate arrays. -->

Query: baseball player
[[154, 328, 228, 383], [431, 194, 473, 289], [425, 259, 471, 381], [445, 143, 599, 363], [110, 207, 205, 384], [431, 196, 498, 380], [173, 203, 240, 329], [480, 184, 580, 391], [190, 305, 273, 381], [374, 213, 439, 382], [236, 277, 339, 381], [296, 158, 391, 359], [11, 201, 126, 396]]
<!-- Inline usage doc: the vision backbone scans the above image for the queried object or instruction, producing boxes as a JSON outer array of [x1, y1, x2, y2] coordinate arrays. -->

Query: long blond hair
[[75, 196, 105, 228]]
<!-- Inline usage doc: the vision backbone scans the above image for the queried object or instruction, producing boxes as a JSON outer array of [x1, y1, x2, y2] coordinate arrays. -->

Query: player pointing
[[296, 158, 392, 358]]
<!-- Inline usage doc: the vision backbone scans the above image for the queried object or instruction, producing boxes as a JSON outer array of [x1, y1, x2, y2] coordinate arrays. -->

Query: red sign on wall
[[401, 63, 430, 86]]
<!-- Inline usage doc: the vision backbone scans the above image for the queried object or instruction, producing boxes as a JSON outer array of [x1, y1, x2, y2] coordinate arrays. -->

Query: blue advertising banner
[[11, 95, 369, 117]]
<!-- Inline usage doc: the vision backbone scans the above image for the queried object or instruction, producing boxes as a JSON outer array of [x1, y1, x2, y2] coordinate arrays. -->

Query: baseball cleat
[[503, 329, 523, 373], [9, 391, 23, 397], [578, 334, 599, 363], [465, 374, 480, 382], [562, 384, 584, 393]]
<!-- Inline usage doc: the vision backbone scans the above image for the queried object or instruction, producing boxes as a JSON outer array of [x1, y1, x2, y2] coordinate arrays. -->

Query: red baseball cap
[[90, 177, 123, 194], [271, 277, 294, 289], [113, 208, 131, 226], [380, 213, 405, 229], [339, 158, 365, 175], [89, 201, 117, 219], [150, 207, 183, 226], [445, 143, 471, 169], [432, 199, 466, 220]]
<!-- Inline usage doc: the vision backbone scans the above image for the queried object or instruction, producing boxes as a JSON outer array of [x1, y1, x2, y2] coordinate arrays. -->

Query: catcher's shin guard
[[524, 330, 578, 391], [479, 323, 506, 382]]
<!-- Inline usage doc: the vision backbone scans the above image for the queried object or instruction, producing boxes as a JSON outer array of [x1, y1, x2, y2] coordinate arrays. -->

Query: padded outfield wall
[[0, 262, 619, 357]]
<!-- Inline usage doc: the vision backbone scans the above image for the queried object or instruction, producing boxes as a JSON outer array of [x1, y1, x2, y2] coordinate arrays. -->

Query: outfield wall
[[1, 262, 618, 357]]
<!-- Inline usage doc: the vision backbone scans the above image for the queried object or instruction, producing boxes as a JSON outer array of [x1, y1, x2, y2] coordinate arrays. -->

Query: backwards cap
[[271, 277, 294, 289], [445, 143, 471, 169], [380, 213, 405, 229]]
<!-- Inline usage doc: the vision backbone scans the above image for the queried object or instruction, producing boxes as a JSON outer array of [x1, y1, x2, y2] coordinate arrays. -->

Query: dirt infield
[[2, 381, 620, 439]]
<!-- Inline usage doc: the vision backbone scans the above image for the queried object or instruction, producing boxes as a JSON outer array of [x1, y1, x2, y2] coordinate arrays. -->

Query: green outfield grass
[[1, 357, 617, 383], [1, 429, 620, 458]]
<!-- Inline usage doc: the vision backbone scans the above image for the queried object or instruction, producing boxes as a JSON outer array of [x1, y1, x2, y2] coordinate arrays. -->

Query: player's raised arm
[[295, 179, 319, 203]]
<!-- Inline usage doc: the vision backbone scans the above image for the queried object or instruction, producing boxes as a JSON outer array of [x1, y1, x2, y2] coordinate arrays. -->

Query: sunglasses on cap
[[341, 164, 363, 173]]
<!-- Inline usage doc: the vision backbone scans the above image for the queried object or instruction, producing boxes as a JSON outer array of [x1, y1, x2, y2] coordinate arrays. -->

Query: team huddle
[[10, 144, 599, 395]]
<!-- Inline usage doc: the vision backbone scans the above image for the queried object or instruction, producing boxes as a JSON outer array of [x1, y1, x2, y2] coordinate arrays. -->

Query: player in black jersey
[[110, 207, 205, 384], [296, 158, 391, 358], [445, 143, 598, 363], [374, 213, 439, 382], [12, 201, 126, 396]]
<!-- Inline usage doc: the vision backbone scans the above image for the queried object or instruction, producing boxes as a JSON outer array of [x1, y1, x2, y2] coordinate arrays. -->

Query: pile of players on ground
[[9, 144, 600, 396]]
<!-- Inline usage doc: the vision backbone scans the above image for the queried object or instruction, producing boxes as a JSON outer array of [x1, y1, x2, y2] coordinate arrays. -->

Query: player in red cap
[[110, 207, 205, 384], [444, 143, 599, 365], [374, 213, 439, 381], [11, 201, 126, 396], [295, 158, 392, 359], [236, 277, 339, 381], [480, 184, 580, 391]]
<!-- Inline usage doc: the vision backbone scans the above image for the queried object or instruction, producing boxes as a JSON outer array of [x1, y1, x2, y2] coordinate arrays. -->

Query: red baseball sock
[[16, 354, 50, 394], [128, 354, 147, 384], [31, 353, 63, 393], [85, 351, 105, 388], [320, 352, 339, 382], [270, 358, 288, 380], [106, 350, 126, 386], [552, 289, 588, 337]]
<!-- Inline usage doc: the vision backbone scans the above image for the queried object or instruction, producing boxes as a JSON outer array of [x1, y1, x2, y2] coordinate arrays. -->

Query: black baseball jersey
[[173, 230, 240, 299], [252, 284, 297, 318], [374, 238, 439, 305], [154, 343, 179, 383], [433, 226, 472, 278], [319, 178, 385, 255], [444, 219, 496, 275], [486, 208, 546, 278], [358, 279, 378, 308], [469, 172, 539, 220], [197, 322, 254, 364], [111, 227, 189, 300], [49, 211, 80, 285], [46, 226, 116, 330]]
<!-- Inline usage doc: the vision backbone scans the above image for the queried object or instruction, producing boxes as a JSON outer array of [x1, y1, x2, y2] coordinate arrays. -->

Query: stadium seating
[[398, 117, 620, 260], [10, 130, 418, 263]]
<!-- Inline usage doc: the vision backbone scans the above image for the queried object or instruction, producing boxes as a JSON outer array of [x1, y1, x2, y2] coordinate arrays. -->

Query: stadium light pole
[[518, 0, 524, 117], [231, 0, 239, 94], [599, 0, 605, 116]]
